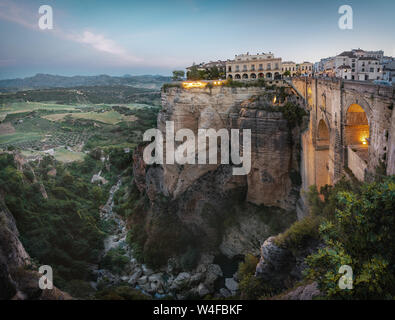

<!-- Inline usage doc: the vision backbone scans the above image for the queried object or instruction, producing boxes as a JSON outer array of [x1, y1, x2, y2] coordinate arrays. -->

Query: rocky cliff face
[[0, 197, 71, 300], [131, 85, 303, 263], [156, 86, 301, 209]]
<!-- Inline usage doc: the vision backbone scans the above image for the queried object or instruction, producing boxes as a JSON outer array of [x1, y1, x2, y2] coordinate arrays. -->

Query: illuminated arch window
[[345, 104, 369, 147]]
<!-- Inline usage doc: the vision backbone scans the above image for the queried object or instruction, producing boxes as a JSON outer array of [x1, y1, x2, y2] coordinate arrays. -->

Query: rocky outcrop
[[255, 235, 321, 296], [255, 237, 295, 288], [274, 282, 321, 300], [0, 197, 71, 300]]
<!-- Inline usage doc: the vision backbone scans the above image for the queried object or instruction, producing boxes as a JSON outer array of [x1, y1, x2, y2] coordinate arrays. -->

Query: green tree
[[305, 177, 395, 299], [172, 70, 185, 81], [187, 65, 200, 80], [208, 66, 220, 80]]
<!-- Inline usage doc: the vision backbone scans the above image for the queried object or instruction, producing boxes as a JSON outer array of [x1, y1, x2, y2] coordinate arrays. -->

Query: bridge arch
[[345, 103, 370, 147], [315, 118, 330, 191], [317, 119, 330, 146]]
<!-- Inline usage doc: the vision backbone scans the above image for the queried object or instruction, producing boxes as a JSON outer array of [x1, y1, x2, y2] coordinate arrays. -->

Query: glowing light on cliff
[[182, 81, 207, 89], [182, 80, 226, 89], [273, 96, 277, 104], [361, 136, 368, 145], [213, 80, 226, 86]]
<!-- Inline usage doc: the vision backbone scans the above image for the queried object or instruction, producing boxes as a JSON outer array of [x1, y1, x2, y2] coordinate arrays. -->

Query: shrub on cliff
[[305, 176, 395, 299], [238, 253, 259, 280], [237, 253, 277, 299], [280, 102, 307, 128]]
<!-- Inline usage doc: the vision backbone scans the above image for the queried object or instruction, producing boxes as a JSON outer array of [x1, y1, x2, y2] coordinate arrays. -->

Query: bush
[[64, 280, 95, 299], [305, 177, 395, 299], [274, 215, 321, 253], [239, 274, 275, 300], [280, 102, 307, 128], [95, 285, 151, 300], [238, 254, 259, 280], [100, 248, 129, 274]]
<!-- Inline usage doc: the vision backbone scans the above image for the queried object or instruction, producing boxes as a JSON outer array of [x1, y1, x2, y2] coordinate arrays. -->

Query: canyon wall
[[132, 86, 305, 260]]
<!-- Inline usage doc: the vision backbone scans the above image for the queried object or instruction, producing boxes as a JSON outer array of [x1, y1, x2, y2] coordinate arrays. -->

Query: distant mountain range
[[0, 74, 172, 91]]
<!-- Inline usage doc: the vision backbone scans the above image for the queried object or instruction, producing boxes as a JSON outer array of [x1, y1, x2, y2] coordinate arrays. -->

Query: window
[[267, 63, 271, 70], [251, 64, 255, 71], [236, 65, 240, 71], [228, 66, 232, 72], [370, 68, 374, 73], [275, 63, 279, 69], [259, 64, 263, 70]]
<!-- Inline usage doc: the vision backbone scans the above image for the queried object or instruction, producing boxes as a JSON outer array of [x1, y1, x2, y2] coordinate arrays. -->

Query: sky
[[0, 0, 394, 79]]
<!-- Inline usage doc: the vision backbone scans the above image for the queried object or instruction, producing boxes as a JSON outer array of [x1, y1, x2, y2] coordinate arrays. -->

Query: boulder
[[149, 273, 165, 293], [225, 278, 239, 293], [204, 264, 223, 288], [275, 282, 321, 300], [170, 272, 191, 291], [142, 264, 154, 276], [255, 236, 294, 286], [137, 275, 148, 286], [189, 272, 204, 285], [219, 288, 232, 298], [197, 283, 210, 297]]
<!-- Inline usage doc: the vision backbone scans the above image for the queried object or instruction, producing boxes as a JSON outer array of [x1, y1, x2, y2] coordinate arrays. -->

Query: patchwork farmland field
[[0, 100, 159, 154], [44, 110, 137, 125]]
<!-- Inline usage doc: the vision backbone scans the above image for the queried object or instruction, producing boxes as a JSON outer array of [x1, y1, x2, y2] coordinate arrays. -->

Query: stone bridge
[[292, 77, 395, 199]]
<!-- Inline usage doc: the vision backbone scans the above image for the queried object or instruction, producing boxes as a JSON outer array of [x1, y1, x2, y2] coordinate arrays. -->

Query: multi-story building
[[356, 57, 383, 81], [383, 61, 395, 83], [321, 49, 385, 81], [226, 52, 282, 80], [316, 57, 335, 73], [297, 62, 313, 75], [282, 61, 297, 76]]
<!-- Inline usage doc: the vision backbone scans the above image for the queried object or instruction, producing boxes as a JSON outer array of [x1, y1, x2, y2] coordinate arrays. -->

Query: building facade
[[321, 49, 385, 81], [282, 61, 297, 76], [298, 62, 313, 75], [226, 52, 282, 80], [383, 60, 395, 83]]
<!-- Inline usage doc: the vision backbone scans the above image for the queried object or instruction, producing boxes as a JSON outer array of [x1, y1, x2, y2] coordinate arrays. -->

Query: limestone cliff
[[131, 85, 305, 264]]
